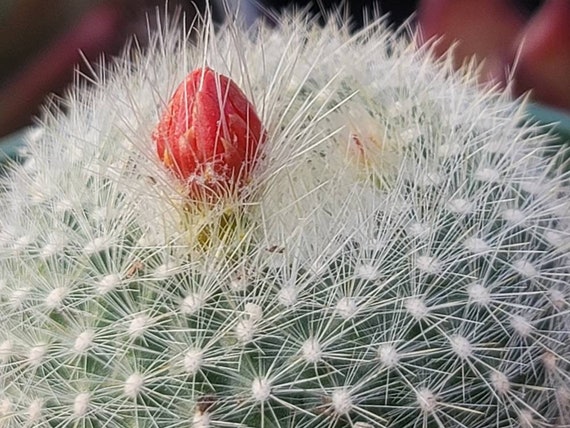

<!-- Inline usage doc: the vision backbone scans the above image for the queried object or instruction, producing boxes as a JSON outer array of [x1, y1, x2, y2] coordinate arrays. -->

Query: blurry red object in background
[[513, 0, 570, 111], [0, 1, 126, 137], [417, 0, 570, 112], [0, 0, 207, 138]]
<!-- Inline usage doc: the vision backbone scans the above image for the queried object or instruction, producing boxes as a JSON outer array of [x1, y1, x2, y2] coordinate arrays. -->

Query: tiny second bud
[[153, 67, 266, 197]]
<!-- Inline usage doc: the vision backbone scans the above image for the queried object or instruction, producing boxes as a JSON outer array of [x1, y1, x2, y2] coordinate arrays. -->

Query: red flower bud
[[153, 67, 266, 196]]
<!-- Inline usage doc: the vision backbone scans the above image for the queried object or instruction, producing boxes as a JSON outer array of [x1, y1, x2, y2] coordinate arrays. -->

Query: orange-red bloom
[[153, 67, 266, 196]]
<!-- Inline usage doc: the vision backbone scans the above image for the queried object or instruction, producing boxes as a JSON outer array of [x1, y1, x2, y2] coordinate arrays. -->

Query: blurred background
[[1, 0, 569, 140]]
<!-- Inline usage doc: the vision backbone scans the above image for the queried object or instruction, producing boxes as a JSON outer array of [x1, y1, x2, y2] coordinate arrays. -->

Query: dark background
[[256, 0, 544, 26]]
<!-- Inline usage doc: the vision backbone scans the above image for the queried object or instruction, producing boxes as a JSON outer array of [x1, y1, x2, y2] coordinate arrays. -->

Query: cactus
[[1, 8, 569, 428]]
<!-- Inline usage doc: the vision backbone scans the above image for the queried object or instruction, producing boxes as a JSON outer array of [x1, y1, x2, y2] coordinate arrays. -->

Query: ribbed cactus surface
[[0, 10, 569, 428]]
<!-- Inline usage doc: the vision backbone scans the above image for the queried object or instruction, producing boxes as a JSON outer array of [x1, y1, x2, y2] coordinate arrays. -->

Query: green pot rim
[[525, 103, 570, 143]]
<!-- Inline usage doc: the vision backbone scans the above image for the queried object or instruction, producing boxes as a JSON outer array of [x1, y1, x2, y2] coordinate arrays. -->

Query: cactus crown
[[0, 7, 569, 428]]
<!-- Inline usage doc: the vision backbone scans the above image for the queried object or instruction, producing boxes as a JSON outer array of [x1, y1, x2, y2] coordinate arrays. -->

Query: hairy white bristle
[[520, 181, 545, 195], [251, 377, 272, 402], [501, 208, 526, 224], [416, 388, 437, 413], [513, 259, 538, 279], [13, 234, 32, 252], [450, 335, 472, 359], [180, 293, 204, 315], [541, 351, 557, 372], [278, 285, 297, 307], [73, 392, 90, 418], [467, 282, 491, 306], [0, 340, 13, 363], [549, 288, 566, 310], [54, 198, 74, 212], [417, 171, 442, 187], [45, 286, 67, 309], [26, 126, 44, 143], [10, 288, 28, 309], [354, 263, 379, 280], [128, 314, 151, 338], [408, 222, 431, 238], [446, 198, 473, 214], [91, 207, 114, 223], [400, 127, 420, 142], [404, 297, 429, 321], [377, 344, 400, 368], [518, 409, 535, 428], [556, 386, 570, 405], [230, 272, 249, 291], [0, 399, 12, 417], [28, 344, 47, 367], [437, 142, 462, 158], [183, 348, 203, 376], [464, 237, 490, 254], [490, 371, 510, 395], [335, 296, 358, 319], [83, 237, 110, 255], [544, 229, 566, 249], [153, 261, 178, 279], [474, 167, 500, 183], [97, 273, 121, 294], [28, 399, 43, 422], [192, 411, 210, 428], [416, 256, 440, 274], [73, 330, 95, 354], [244, 303, 263, 321], [510, 314, 534, 338], [235, 318, 256, 344], [41, 233, 67, 258], [301, 338, 322, 363], [124, 373, 144, 398], [331, 389, 352, 415]]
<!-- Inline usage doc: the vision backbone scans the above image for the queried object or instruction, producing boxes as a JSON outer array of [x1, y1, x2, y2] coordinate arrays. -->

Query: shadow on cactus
[[0, 6, 569, 428]]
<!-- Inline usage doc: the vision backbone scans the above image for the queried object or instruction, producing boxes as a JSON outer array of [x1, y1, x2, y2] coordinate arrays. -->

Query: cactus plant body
[[0, 7, 569, 428]]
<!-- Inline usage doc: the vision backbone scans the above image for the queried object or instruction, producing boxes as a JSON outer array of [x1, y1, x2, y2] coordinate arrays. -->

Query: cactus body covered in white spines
[[1, 8, 569, 428]]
